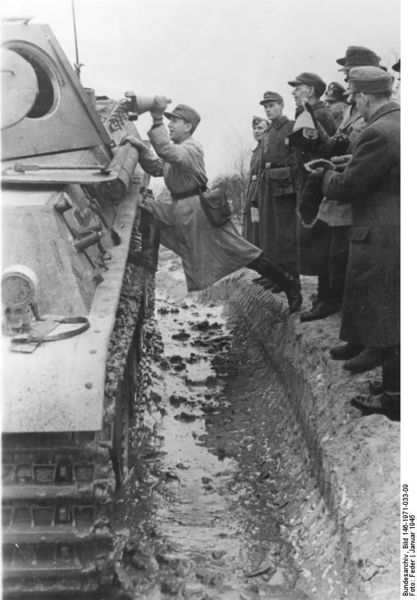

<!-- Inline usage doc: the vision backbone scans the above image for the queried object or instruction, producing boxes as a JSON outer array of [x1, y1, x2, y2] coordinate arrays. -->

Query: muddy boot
[[343, 348, 384, 373], [128, 210, 160, 273], [351, 391, 400, 421], [330, 343, 363, 361], [248, 254, 302, 312]]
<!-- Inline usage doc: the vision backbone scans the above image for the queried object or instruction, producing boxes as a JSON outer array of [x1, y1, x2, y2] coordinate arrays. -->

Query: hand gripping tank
[[2, 20, 156, 597]]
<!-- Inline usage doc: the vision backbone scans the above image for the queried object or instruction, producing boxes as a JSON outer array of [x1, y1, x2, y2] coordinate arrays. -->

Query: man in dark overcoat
[[322, 66, 400, 420], [255, 91, 302, 309], [243, 116, 269, 246], [312, 47, 384, 335], [287, 73, 337, 321]]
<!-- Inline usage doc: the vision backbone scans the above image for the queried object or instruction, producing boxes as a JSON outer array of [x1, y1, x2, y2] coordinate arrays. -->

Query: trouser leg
[[382, 345, 400, 393], [318, 271, 332, 303], [328, 226, 349, 306]]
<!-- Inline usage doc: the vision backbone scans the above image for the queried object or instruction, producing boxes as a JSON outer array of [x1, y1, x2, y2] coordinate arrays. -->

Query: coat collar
[[367, 101, 400, 126], [309, 100, 326, 112], [270, 115, 290, 129]]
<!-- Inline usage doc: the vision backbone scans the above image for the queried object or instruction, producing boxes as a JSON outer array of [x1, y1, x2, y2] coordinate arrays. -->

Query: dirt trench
[[113, 248, 399, 600]]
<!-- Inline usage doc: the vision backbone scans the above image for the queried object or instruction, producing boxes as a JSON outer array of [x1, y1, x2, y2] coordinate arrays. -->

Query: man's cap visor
[[164, 110, 187, 121]]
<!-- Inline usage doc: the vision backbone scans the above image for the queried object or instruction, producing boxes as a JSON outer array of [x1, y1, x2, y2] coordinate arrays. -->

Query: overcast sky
[[3, 0, 400, 180]]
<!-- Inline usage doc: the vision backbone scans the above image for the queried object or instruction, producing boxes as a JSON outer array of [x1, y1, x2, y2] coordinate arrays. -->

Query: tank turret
[[2, 18, 155, 596]]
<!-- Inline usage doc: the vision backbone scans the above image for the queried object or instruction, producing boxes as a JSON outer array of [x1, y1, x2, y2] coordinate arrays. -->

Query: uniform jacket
[[138, 124, 261, 291], [323, 101, 400, 347]]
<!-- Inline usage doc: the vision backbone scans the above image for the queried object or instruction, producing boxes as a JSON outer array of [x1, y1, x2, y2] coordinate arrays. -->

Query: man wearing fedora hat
[[322, 66, 400, 420], [336, 45, 382, 72], [121, 96, 301, 311], [300, 47, 385, 325], [253, 91, 302, 307], [314, 47, 390, 370]]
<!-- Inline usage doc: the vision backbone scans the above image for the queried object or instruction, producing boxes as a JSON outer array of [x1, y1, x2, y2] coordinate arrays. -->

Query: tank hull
[[2, 19, 157, 596]]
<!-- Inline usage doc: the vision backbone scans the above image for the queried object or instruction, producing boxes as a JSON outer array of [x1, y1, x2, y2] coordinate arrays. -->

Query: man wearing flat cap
[[253, 91, 302, 308], [322, 66, 400, 420], [287, 73, 337, 321], [121, 96, 301, 310]]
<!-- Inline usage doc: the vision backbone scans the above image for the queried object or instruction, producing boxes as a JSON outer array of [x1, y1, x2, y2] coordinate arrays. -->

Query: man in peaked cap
[[243, 115, 269, 246], [121, 95, 301, 310], [324, 82, 348, 128], [288, 73, 327, 104], [287, 72, 337, 322], [252, 90, 302, 310], [322, 67, 400, 420]]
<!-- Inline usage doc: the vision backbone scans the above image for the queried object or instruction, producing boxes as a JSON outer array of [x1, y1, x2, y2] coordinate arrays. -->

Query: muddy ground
[[113, 247, 400, 600]]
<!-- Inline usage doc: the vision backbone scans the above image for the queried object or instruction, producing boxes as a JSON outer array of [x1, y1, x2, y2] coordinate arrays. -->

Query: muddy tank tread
[[2, 440, 115, 596], [2, 257, 155, 597], [4, 572, 107, 598]]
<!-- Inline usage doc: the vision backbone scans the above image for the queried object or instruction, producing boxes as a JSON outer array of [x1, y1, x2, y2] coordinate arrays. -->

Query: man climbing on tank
[[120, 95, 301, 312]]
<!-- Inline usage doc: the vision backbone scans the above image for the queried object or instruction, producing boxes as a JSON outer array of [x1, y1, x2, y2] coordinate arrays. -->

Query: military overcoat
[[138, 124, 261, 292], [243, 142, 263, 246], [323, 101, 400, 348], [294, 101, 337, 275], [257, 116, 298, 274]]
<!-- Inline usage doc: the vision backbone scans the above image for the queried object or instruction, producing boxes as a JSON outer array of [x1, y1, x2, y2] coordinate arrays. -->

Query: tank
[[1, 18, 155, 597]]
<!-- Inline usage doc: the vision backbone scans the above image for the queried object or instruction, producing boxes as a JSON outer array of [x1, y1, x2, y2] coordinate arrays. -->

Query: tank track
[[2, 233, 156, 597]]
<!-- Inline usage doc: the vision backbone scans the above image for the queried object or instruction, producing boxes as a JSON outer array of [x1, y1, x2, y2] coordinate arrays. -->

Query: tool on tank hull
[[2, 18, 156, 596]]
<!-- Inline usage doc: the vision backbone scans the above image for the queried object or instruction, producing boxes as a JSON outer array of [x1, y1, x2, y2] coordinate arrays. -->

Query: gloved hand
[[152, 95, 171, 114], [120, 135, 148, 152]]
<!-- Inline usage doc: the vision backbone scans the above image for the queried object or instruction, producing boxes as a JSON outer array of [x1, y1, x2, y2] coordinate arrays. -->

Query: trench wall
[[203, 271, 400, 600]]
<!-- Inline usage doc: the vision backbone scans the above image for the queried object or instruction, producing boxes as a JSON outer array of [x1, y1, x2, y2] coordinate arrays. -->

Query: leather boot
[[351, 391, 400, 421], [330, 343, 363, 361], [286, 280, 303, 313], [247, 254, 302, 311], [300, 300, 340, 322], [343, 348, 384, 374]]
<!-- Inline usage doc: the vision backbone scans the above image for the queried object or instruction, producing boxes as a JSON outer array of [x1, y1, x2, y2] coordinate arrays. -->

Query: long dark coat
[[243, 142, 263, 246], [294, 101, 337, 275], [323, 101, 400, 348], [257, 116, 298, 275]]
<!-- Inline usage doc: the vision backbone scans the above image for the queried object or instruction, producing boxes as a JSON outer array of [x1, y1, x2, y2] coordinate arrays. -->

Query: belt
[[171, 186, 207, 200]]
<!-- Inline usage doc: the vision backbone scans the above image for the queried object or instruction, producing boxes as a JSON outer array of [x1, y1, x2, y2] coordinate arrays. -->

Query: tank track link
[[2, 249, 156, 597]]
